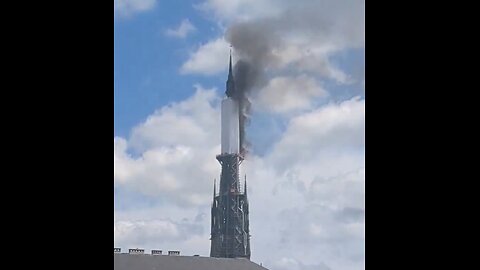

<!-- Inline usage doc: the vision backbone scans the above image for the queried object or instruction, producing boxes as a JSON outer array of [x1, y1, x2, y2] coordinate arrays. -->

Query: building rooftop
[[114, 253, 268, 270]]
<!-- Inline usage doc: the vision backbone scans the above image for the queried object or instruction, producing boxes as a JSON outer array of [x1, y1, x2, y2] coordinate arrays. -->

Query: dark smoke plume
[[232, 60, 259, 157], [227, 21, 278, 157], [225, 0, 365, 157]]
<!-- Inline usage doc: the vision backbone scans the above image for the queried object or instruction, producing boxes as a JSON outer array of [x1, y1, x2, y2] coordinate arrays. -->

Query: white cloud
[[128, 84, 219, 151], [166, 19, 196, 38], [256, 75, 328, 114], [269, 97, 365, 171], [272, 44, 351, 83], [199, 0, 364, 48], [184, 0, 363, 85], [115, 219, 181, 244], [114, 206, 209, 254], [180, 38, 235, 75], [114, 0, 156, 18], [114, 85, 220, 207], [115, 0, 364, 267], [114, 86, 364, 269], [196, 0, 283, 22], [180, 35, 350, 82], [241, 96, 365, 269]]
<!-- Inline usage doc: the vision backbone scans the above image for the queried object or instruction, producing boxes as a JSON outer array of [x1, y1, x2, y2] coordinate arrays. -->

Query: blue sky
[[114, 1, 364, 269], [114, 0, 364, 141], [114, 0, 223, 137]]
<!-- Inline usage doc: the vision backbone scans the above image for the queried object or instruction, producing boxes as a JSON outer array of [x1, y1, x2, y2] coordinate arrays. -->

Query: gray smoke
[[232, 59, 258, 157], [225, 0, 364, 156], [227, 20, 279, 157]]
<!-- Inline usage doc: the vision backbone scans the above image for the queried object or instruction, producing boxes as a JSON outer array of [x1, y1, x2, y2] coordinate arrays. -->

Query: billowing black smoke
[[232, 60, 258, 157], [225, 0, 365, 157], [227, 21, 278, 157]]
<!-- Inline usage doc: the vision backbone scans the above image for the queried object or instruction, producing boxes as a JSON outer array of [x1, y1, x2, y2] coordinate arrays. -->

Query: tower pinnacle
[[226, 48, 235, 98]]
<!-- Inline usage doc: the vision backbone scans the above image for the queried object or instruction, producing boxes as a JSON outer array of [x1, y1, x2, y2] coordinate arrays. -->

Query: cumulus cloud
[[114, 206, 210, 254], [114, 219, 200, 244], [256, 75, 328, 114], [196, 0, 284, 22], [240, 97, 364, 270], [114, 85, 364, 269], [271, 45, 350, 83], [114, 85, 220, 207], [115, 0, 364, 267], [185, 0, 363, 85], [180, 38, 236, 75], [114, 0, 156, 18], [166, 19, 196, 38], [201, 0, 364, 48], [128, 85, 219, 152]]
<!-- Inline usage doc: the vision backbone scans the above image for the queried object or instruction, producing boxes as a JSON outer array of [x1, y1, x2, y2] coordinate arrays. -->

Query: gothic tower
[[210, 52, 251, 259]]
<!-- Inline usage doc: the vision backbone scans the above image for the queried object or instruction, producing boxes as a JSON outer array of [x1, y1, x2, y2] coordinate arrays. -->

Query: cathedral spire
[[211, 47, 250, 260], [225, 48, 235, 98]]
